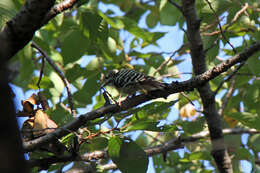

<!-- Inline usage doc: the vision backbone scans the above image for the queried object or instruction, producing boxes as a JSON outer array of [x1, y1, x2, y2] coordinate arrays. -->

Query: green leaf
[[109, 137, 148, 173], [53, 11, 64, 26], [86, 57, 104, 70], [227, 112, 260, 130], [177, 117, 206, 135], [32, 36, 51, 54], [160, 1, 180, 26], [125, 121, 160, 132], [146, 7, 159, 28], [135, 132, 150, 147], [203, 35, 219, 60], [61, 28, 90, 64], [49, 71, 65, 94], [137, 100, 178, 120], [50, 50, 63, 64], [121, 17, 164, 46], [0, 0, 17, 27], [125, 121, 178, 132], [153, 152, 181, 173], [73, 70, 99, 106], [248, 134, 260, 152], [80, 137, 108, 153], [66, 64, 86, 82], [47, 105, 74, 126], [116, 0, 134, 13], [47, 163, 64, 172], [235, 148, 253, 160], [98, 12, 124, 29], [108, 136, 123, 158], [29, 76, 53, 90], [107, 37, 117, 53], [189, 151, 211, 161], [224, 134, 241, 151], [79, 10, 108, 43], [144, 55, 165, 69], [178, 92, 198, 109], [122, 17, 148, 40], [13, 44, 34, 89], [247, 55, 260, 75]]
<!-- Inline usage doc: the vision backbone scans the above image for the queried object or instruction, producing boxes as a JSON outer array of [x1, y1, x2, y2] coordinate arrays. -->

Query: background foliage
[[1, 0, 260, 172]]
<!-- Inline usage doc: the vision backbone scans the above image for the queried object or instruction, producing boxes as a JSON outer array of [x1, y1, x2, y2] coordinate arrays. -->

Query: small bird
[[102, 69, 167, 100]]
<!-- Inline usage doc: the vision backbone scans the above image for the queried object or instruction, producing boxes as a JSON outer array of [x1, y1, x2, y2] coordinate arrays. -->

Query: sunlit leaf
[[49, 71, 65, 93], [29, 76, 53, 90]]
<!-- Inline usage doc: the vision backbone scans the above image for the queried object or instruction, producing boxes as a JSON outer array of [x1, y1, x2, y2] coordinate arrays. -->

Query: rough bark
[[0, 0, 56, 172], [181, 0, 233, 172], [0, 64, 29, 173], [0, 0, 55, 60]]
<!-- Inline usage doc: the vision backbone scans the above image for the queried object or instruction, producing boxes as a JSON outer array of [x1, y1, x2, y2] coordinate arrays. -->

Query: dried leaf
[[224, 116, 238, 128], [21, 118, 34, 140], [179, 103, 196, 118], [22, 93, 37, 114], [33, 109, 57, 137]]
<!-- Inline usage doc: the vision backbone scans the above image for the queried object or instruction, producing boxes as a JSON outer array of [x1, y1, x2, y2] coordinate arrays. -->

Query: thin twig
[[224, 3, 249, 32], [60, 102, 73, 113], [204, 0, 236, 53], [36, 56, 45, 89], [153, 44, 188, 76], [101, 163, 117, 171], [214, 62, 245, 95], [218, 78, 236, 116], [31, 42, 76, 117], [200, 16, 225, 33], [202, 27, 254, 37], [168, 0, 183, 12]]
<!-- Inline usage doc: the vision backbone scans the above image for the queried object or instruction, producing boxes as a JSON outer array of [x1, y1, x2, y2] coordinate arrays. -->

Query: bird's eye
[[105, 75, 110, 80]]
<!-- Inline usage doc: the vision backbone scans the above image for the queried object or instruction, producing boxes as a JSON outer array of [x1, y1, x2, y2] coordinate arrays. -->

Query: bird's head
[[102, 69, 119, 87]]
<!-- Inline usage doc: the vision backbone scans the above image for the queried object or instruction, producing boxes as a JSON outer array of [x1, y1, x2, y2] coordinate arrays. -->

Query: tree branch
[[180, 0, 235, 172], [0, 0, 79, 61], [0, 65, 29, 172], [28, 128, 260, 169], [23, 41, 260, 152], [0, 0, 55, 60], [42, 0, 79, 25]]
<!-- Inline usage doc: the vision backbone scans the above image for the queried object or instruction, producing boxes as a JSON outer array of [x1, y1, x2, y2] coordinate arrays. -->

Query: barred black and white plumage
[[102, 69, 167, 96]]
